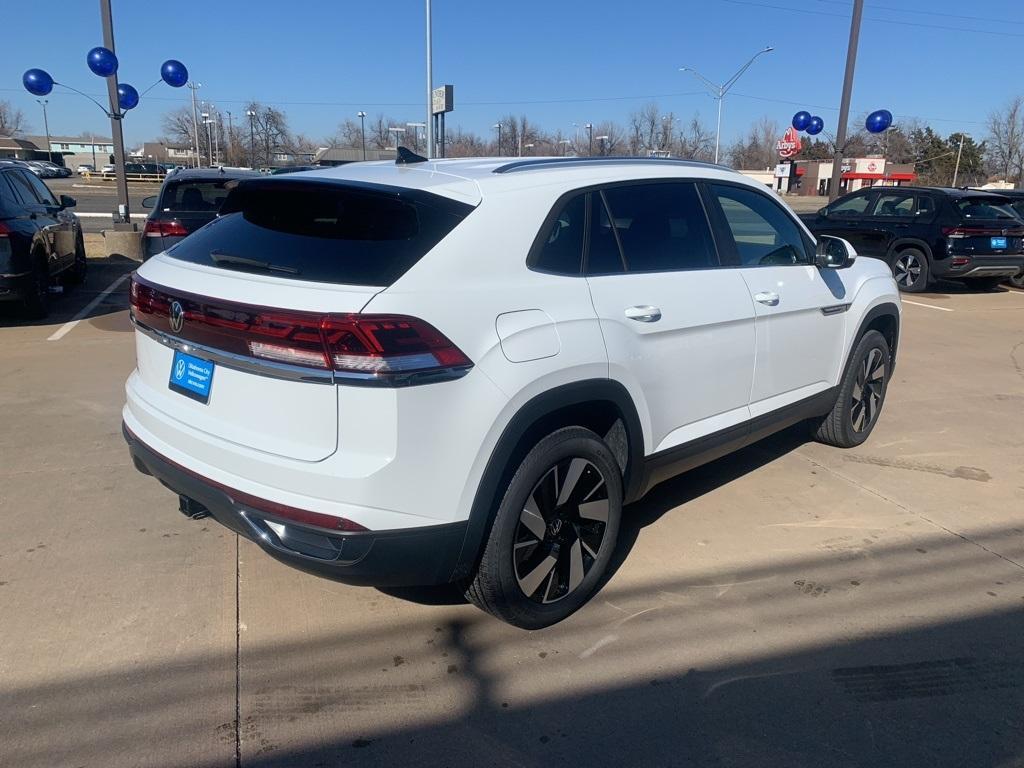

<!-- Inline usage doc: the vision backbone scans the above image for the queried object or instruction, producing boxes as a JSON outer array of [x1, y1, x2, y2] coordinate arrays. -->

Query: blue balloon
[[806, 116, 825, 135], [792, 111, 812, 132], [160, 59, 188, 88], [23, 69, 54, 96], [86, 46, 118, 77], [118, 83, 139, 111], [865, 109, 893, 134]]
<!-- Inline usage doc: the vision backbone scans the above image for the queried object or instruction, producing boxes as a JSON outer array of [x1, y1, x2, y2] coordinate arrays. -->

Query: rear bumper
[[935, 255, 1024, 279], [123, 422, 468, 587]]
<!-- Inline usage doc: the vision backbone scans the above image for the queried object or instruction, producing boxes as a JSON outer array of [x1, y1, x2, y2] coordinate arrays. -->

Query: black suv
[[991, 189, 1024, 288], [801, 186, 1024, 292], [141, 168, 261, 261], [0, 161, 85, 317]]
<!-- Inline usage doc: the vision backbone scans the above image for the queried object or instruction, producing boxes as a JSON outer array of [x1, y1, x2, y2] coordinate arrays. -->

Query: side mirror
[[59, 194, 76, 209], [817, 206, 829, 217], [141, 195, 157, 209], [814, 235, 856, 269]]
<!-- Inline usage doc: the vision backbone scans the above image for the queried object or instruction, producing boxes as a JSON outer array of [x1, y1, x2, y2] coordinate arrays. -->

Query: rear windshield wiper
[[210, 250, 300, 275]]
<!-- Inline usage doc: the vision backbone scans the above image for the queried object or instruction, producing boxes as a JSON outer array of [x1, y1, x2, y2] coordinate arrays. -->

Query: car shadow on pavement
[[380, 425, 810, 608], [3, 523, 1022, 768], [0, 255, 137, 329]]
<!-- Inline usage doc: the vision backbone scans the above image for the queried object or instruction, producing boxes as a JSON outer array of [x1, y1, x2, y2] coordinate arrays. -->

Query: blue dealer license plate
[[169, 350, 215, 403], [991, 236, 1008, 249]]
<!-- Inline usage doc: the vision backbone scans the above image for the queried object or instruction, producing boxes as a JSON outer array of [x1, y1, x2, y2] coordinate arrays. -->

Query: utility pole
[[188, 81, 202, 167], [89, 131, 96, 169], [36, 99, 52, 163], [99, 0, 131, 228], [586, 123, 593, 156], [952, 132, 966, 187], [828, 0, 864, 201], [358, 111, 367, 160], [246, 109, 256, 168], [425, 0, 434, 158]]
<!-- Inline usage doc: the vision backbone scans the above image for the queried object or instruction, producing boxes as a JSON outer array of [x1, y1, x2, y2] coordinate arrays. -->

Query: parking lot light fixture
[[680, 45, 774, 164], [387, 126, 406, 150], [493, 123, 502, 156], [585, 123, 593, 156], [596, 135, 609, 156], [35, 99, 52, 163], [246, 109, 257, 169], [558, 139, 571, 156]]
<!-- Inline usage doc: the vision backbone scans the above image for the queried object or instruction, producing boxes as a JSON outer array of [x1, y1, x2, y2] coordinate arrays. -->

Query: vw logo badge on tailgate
[[169, 301, 185, 333]]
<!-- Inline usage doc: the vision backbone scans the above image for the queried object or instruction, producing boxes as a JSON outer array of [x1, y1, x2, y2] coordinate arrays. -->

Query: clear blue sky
[[2, 0, 1022, 147]]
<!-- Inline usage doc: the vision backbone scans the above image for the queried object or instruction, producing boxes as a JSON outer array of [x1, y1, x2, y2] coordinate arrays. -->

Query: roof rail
[[492, 156, 735, 174]]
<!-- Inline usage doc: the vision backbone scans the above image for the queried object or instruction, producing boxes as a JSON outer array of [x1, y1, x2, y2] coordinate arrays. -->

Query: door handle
[[624, 305, 662, 322], [754, 292, 780, 306]]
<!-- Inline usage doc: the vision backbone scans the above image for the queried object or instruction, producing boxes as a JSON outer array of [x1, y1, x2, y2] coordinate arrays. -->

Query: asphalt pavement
[[49, 177, 160, 232], [1, 266, 1023, 768]]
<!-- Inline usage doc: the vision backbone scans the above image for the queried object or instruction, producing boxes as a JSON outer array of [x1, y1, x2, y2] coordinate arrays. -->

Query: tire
[[67, 233, 87, 286], [22, 258, 50, 319], [962, 276, 1003, 292], [891, 248, 929, 292], [1008, 271, 1024, 290], [465, 426, 622, 629], [812, 330, 890, 449]]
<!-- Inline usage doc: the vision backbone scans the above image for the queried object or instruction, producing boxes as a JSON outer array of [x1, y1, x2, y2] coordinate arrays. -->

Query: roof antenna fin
[[396, 146, 428, 165]]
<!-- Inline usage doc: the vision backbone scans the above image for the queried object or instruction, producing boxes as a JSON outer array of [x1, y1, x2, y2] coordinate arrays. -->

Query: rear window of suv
[[956, 197, 1019, 221], [165, 179, 474, 286], [159, 180, 236, 212]]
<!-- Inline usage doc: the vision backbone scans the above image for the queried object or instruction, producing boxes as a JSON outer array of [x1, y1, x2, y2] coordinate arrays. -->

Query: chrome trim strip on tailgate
[[132, 316, 335, 384]]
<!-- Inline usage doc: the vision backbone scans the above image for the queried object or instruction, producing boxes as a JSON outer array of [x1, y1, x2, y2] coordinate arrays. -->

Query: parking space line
[[902, 300, 953, 312], [47, 273, 131, 342]]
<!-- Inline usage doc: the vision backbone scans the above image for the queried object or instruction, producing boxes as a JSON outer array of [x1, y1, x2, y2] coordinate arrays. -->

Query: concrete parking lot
[[1, 261, 1022, 767]]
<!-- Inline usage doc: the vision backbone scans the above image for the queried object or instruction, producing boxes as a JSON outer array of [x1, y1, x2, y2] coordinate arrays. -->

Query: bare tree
[[0, 101, 27, 137], [675, 114, 715, 160], [727, 116, 779, 169], [986, 96, 1024, 184]]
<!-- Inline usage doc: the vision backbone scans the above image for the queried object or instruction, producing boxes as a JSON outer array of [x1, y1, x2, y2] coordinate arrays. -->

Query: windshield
[[956, 197, 1020, 221]]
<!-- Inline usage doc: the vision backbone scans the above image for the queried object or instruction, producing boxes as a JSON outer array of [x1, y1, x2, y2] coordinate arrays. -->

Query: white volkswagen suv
[[124, 154, 900, 629]]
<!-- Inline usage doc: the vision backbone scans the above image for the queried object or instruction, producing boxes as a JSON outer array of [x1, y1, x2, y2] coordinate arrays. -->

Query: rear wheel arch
[[887, 238, 933, 263], [450, 379, 645, 581]]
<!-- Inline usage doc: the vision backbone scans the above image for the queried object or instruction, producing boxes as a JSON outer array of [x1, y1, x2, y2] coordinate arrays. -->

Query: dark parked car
[[141, 168, 262, 260], [0, 160, 85, 317], [990, 189, 1024, 288], [270, 165, 321, 175], [801, 186, 1024, 292]]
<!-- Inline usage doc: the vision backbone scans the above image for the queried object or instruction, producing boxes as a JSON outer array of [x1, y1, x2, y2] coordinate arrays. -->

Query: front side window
[[532, 193, 586, 275], [709, 183, 810, 267], [828, 192, 873, 218], [598, 182, 717, 273]]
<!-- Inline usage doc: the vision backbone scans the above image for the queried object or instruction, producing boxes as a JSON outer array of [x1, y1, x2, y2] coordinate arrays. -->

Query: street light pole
[[246, 109, 256, 168], [680, 45, 774, 164], [586, 123, 594, 156], [596, 135, 609, 156], [358, 111, 367, 160], [36, 99, 52, 163], [188, 81, 202, 167], [828, 0, 864, 201], [99, 0, 131, 227], [226, 110, 233, 165], [425, 0, 434, 158], [202, 114, 213, 166], [493, 123, 502, 156]]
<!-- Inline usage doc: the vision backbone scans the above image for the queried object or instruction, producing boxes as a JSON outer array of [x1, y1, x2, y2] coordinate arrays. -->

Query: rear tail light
[[0, 222, 10, 257], [942, 226, 1023, 238], [0, 222, 10, 237], [951, 257, 970, 266], [143, 218, 189, 238], [130, 276, 473, 385]]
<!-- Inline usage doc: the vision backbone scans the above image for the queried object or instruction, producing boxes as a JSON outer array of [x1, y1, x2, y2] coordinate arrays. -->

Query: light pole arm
[[679, 67, 721, 96], [721, 46, 773, 96]]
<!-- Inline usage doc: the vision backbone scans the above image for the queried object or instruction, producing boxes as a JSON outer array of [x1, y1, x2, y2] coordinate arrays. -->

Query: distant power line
[[720, 0, 1024, 38], [812, 0, 1024, 28]]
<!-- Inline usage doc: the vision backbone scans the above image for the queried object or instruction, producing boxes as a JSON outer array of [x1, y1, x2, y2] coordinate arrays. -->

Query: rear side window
[[23, 173, 58, 206], [599, 182, 717, 272], [0, 173, 21, 213], [871, 192, 915, 217], [166, 180, 473, 286], [532, 193, 586, 275], [7, 170, 41, 205], [159, 180, 236, 213]]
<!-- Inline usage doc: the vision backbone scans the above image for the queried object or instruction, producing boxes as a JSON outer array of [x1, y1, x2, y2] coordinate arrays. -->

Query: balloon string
[[140, 79, 163, 97], [54, 81, 114, 118]]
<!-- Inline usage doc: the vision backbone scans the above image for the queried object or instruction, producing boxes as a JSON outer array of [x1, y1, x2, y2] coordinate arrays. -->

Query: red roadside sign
[[776, 126, 802, 159]]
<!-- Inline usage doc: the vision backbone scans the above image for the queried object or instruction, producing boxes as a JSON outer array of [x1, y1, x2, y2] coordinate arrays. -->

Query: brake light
[[942, 226, 1022, 238], [143, 218, 189, 238], [129, 276, 473, 383], [0, 222, 10, 237]]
